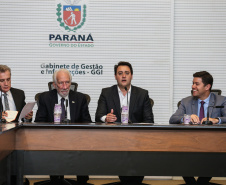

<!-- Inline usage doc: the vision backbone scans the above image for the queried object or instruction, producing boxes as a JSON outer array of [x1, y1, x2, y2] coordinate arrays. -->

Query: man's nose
[[62, 83, 67, 89], [4, 80, 8, 85]]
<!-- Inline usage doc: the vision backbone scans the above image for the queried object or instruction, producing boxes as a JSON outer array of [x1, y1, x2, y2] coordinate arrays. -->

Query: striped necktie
[[3, 93, 10, 111]]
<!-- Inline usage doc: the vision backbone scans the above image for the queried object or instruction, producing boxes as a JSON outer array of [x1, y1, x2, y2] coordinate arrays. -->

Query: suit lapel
[[208, 93, 215, 117], [50, 90, 58, 121], [69, 90, 76, 122], [192, 98, 198, 115], [112, 86, 121, 117], [10, 88, 20, 111]]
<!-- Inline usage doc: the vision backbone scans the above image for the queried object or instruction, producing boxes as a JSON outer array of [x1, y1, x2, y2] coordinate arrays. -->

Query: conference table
[[1, 122, 226, 185]]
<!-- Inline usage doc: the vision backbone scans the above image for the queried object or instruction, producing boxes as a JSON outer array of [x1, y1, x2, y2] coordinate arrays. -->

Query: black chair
[[150, 98, 154, 108], [177, 89, 222, 108], [84, 93, 91, 105]]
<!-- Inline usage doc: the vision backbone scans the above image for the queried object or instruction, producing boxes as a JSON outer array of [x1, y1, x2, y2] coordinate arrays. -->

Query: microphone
[[203, 105, 224, 125], [124, 87, 132, 124], [0, 86, 6, 123]]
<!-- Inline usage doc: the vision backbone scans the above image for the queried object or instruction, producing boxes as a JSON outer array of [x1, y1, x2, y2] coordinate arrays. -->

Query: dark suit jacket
[[169, 93, 226, 124], [35, 89, 92, 123], [95, 85, 154, 123], [0, 88, 26, 122]]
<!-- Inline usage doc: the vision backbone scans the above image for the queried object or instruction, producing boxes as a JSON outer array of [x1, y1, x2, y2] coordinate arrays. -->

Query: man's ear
[[205, 84, 211, 91], [53, 82, 57, 89]]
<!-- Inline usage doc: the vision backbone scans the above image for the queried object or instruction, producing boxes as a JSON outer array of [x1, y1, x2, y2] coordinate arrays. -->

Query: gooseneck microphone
[[0, 86, 6, 123], [124, 87, 132, 124], [203, 105, 224, 125]]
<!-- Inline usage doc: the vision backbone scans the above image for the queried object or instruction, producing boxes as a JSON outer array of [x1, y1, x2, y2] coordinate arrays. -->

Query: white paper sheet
[[18, 102, 36, 122]]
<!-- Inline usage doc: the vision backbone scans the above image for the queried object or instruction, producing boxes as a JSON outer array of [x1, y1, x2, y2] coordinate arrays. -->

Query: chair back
[[150, 98, 154, 108]]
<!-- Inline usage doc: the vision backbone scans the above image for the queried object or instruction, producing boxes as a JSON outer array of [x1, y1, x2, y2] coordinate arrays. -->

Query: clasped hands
[[189, 114, 219, 124], [105, 109, 117, 123]]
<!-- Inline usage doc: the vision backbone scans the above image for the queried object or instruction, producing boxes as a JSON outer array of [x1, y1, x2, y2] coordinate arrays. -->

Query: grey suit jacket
[[169, 93, 226, 124], [35, 89, 92, 123], [95, 85, 154, 123]]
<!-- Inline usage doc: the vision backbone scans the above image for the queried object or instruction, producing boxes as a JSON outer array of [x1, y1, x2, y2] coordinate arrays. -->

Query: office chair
[[177, 89, 222, 108], [150, 98, 154, 108], [84, 93, 91, 105]]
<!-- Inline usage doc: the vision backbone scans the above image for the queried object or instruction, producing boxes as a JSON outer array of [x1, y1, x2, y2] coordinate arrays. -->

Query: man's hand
[[25, 111, 33, 120], [1, 111, 8, 119], [105, 109, 117, 123], [190, 114, 200, 124], [201, 117, 219, 124]]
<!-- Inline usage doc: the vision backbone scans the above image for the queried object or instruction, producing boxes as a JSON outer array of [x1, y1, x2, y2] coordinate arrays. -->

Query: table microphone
[[203, 105, 224, 125], [0, 86, 6, 123], [124, 87, 132, 124]]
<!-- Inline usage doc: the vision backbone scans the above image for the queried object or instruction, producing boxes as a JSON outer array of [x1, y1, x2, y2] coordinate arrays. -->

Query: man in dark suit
[[0, 65, 33, 122], [170, 71, 226, 185], [35, 69, 92, 185], [0, 65, 32, 185], [95, 61, 154, 185]]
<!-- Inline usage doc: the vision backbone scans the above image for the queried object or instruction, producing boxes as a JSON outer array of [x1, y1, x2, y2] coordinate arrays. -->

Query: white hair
[[53, 69, 72, 83]]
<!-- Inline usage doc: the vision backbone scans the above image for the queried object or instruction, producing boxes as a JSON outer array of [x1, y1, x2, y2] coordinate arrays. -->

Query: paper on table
[[18, 102, 36, 122], [5, 111, 18, 122]]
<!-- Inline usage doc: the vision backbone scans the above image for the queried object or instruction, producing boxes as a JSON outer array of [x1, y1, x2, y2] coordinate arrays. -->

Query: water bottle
[[54, 104, 62, 123], [121, 106, 128, 124]]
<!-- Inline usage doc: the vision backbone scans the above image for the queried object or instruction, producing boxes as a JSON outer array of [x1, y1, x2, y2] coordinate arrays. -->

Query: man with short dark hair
[[0, 64, 32, 122], [169, 71, 226, 185], [95, 61, 154, 185]]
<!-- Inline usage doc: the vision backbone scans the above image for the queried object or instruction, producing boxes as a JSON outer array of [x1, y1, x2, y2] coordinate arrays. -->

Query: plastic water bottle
[[54, 104, 62, 123], [121, 106, 128, 124]]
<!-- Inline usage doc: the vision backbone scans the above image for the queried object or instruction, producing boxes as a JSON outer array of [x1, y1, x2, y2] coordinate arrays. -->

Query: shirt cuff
[[100, 115, 107, 122]]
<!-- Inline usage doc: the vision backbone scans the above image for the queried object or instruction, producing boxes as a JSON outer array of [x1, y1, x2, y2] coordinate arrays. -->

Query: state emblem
[[56, 0, 87, 32]]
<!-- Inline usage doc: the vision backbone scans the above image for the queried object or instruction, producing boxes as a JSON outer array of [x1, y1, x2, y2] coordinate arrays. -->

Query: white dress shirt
[[0, 90, 17, 111], [57, 94, 71, 120]]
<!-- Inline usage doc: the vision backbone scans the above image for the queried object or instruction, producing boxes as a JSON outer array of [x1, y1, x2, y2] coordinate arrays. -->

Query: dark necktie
[[61, 98, 65, 121], [199, 101, 205, 122], [3, 93, 10, 110]]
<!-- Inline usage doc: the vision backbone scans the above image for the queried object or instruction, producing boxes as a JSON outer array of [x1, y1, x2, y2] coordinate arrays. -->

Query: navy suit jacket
[[95, 85, 154, 123], [169, 93, 226, 124], [35, 89, 92, 123]]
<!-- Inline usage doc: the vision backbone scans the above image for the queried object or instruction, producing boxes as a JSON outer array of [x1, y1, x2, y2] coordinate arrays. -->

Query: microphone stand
[[0, 86, 6, 123], [203, 106, 224, 125]]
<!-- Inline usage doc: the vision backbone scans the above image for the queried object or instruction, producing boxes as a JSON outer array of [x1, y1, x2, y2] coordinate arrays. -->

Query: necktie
[[61, 98, 65, 122], [3, 93, 10, 111], [199, 101, 205, 122]]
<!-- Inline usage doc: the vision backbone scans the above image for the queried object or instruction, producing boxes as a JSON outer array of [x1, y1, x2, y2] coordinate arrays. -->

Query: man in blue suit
[[170, 71, 226, 185]]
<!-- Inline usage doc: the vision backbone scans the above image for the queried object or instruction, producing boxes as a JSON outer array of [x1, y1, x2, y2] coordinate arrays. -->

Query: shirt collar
[[57, 93, 69, 101], [198, 93, 211, 104], [0, 90, 11, 96], [117, 85, 132, 95]]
